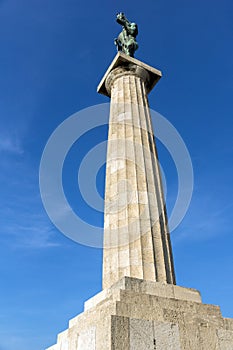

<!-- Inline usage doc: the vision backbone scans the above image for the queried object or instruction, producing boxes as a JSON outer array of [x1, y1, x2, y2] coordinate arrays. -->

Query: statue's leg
[[127, 40, 138, 57], [129, 45, 134, 57], [125, 43, 132, 56], [115, 37, 122, 52]]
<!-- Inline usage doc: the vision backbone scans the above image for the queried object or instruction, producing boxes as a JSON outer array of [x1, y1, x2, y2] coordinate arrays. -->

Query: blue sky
[[0, 0, 233, 349]]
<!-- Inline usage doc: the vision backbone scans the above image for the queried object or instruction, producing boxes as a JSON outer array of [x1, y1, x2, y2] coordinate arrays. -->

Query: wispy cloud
[[0, 134, 23, 155], [0, 137, 60, 249], [1, 210, 60, 249], [173, 197, 233, 242]]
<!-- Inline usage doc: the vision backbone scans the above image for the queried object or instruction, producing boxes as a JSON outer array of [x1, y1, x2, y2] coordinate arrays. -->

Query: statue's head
[[130, 23, 137, 30]]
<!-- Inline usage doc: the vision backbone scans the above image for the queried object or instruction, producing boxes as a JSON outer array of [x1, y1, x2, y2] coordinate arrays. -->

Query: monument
[[45, 14, 233, 349]]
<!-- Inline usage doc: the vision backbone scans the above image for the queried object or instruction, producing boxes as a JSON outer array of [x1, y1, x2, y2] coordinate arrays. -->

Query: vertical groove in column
[[142, 79, 169, 282], [132, 76, 156, 281], [141, 82, 176, 284], [142, 80, 173, 283], [134, 76, 158, 281], [115, 76, 124, 283], [128, 74, 144, 280], [115, 76, 121, 283], [138, 78, 167, 283], [132, 75, 148, 280], [119, 75, 130, 278], [136, 77, 167, 282]]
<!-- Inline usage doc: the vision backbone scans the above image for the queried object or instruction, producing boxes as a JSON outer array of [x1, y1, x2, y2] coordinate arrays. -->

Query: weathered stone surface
[[77, 327, 96, 350], [218, 329, 233, 349], [45, 277, 233, 350], [45, 55, 233, 350], [101, 54, 175, 289], [84, 277, 201, 312], [129, 318, 181, 350]]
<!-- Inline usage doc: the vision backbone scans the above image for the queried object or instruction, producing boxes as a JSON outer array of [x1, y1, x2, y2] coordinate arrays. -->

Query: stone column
[[98, 53, 176, 289]]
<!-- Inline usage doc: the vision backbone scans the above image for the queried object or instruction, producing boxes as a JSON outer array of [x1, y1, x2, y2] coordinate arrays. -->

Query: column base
[[45, 277, 233, 350]]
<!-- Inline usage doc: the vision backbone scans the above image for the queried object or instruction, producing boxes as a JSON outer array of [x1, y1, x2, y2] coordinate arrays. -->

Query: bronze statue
[[114, 13, 138, 57]]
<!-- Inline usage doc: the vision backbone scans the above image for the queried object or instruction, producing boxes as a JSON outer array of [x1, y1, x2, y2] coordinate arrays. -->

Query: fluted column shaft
[[102, 63, 176, 289]]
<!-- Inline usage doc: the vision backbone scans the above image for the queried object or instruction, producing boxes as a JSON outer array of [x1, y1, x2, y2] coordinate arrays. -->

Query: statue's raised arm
[[114, 13, 138, 57]]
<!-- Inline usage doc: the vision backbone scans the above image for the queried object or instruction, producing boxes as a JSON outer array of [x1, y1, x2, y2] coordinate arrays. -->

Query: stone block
[[45, 277, 233, 350]]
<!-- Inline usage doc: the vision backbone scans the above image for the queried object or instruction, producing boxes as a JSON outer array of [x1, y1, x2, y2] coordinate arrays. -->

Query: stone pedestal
[[46, 277, 233, 350]]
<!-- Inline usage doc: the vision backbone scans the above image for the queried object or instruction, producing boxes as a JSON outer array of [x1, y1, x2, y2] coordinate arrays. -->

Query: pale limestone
[[218, 329, 233, 349], [129, 319, 181, 350], [45, 54, 233, 349], [102, 53, 175, 289], [46, 277, 233, 350], [77, 327, 96, 350]]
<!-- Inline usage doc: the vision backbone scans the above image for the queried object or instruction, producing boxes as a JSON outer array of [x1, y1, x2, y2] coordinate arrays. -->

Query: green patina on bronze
[[114, 13, 138, 57]]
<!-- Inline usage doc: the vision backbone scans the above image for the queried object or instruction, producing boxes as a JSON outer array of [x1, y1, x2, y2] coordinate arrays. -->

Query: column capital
[[97, 52, 162, 97], [105, 64, 150, 96]]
